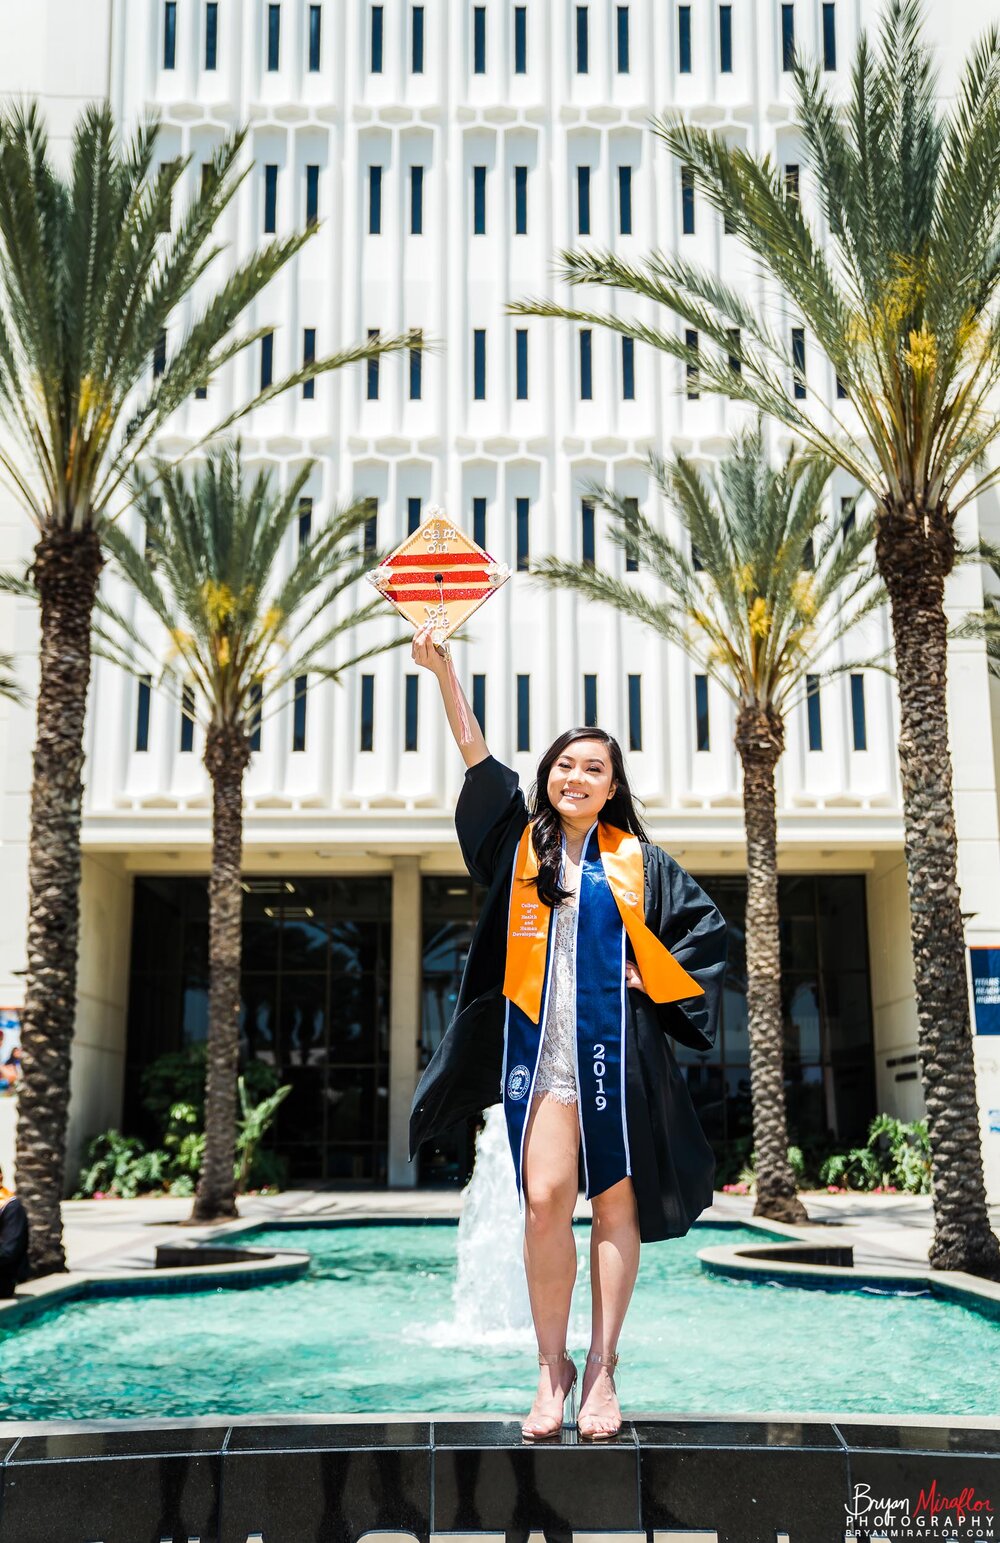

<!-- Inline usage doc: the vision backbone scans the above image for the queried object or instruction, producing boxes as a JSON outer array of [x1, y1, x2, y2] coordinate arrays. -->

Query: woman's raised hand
[[411, 619, 449, 678]]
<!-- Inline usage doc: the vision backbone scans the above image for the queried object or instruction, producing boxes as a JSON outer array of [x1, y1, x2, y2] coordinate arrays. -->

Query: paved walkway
[[60, 1185, 1000, 1276]]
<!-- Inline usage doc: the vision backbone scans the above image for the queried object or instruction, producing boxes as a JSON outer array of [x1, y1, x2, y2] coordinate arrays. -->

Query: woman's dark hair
[[526, 727, 650, 907]]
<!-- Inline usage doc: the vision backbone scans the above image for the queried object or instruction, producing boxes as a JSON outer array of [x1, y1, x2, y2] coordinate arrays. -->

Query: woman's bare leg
[[521, 1091, 581, 1433], [579, 1176, 640, 1435]]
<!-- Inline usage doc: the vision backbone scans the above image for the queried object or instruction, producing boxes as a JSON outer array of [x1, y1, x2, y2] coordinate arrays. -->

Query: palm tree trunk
[[191, 723, 251, 1222], [878, 503, 1000, 1279], [736, 705, 808, 1224], [16, 528, 103, 1277]]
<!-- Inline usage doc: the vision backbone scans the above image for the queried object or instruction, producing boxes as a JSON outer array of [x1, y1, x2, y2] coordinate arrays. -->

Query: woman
[[408, 622, 727, 1441]]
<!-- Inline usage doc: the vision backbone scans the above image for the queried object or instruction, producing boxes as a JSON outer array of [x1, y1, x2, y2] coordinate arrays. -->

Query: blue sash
[[500, 820, 631, 1208]]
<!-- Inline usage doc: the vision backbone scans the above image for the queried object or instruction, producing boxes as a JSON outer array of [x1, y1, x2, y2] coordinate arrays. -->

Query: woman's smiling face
[[546, 739, 618, 833]]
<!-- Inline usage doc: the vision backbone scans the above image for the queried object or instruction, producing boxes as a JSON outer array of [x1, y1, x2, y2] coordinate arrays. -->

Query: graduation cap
[[366, 508, 511, 743]]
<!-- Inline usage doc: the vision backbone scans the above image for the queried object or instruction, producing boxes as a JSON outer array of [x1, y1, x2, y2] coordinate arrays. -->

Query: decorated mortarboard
[[366, 508, 511, 743]]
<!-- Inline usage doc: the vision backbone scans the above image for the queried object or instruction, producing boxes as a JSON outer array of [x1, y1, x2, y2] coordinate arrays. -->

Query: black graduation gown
[[408, 754, 728, 1243]]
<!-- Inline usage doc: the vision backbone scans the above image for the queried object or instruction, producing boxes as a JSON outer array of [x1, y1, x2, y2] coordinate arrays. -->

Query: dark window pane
[[622, 335, 635, 400], [180, 683, 195, 752], [783, 977, 822, 1062], [678, 4, 691, 72], [628, 673, 642, 750], [785, 162, 799, 202], [581, 498, 595, 564], [473, 495, 487, 548], [685, 327, 699, 398], [153, 328, 167, 378], [780, 914, 818, 973], [577, 164, 590, 233], [264, 164, 278, 233], [472, 674, 486, 734], [515, 328, 528, 398], [681, 164, 695, 233], [516, 496, 529, 570], [360, 673, 375, 750], [267, 3, 281, 69], [260, 330, 273, 389], [371, 5, 383, 71], [408, 495, 422, 533], [806, 672, 822, 749], [302, 328, 316, 398], [205, 2, 218, 69], [695, 673, 709, 750], [792, 326, 806, 398], [298, 496, 313, 549], [473, 5, 486, 71], [616, 5, 629, 72], [292, 675, 307, 752], [822, 2, 836, 69], [514, 164, 527, 233], [514, 5, 527, 71], [409, 333, 422, 399], [851, 673, 867, 751], [367, 327, 380, 398], [412, 4, 424, 71], [163, 1, 176, 68], [410, 164, 423, 232], [618, 164, 632, 234], [841, 494, 856, 537], [248, 679, 263, 752], [369, 164, 382, 233], [517, 674, 530, 750], [306, 164, 319, 226], [473, 164, 486, 233], [817, 876, 868, 973], [471, 328, 486, 398], [364, 496, 378, 554], [405, 674, 419, 751], [623, 495, 639, 571], [583, 673, 598, 726], [576, 5, 589, 72], [728, 326, 741, 389], [136, 676, 151, 752], [781, 3, 795, 69], [309, 5, 322, 70], [719, 4, 732, 71], [579, 329, 593, 399]]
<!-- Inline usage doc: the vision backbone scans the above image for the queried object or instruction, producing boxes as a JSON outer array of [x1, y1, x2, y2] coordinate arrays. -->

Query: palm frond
[[99, 440, 408, 740], [532, 425, 885, 724], [509, 0, 1000, 541]]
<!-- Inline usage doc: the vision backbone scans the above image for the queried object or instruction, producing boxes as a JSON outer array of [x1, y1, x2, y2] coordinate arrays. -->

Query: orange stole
[[502, 820, 704, 1024]]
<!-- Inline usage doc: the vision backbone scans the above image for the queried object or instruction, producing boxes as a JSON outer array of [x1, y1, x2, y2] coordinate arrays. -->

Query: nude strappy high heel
[[521, 1350, 578, 1440], [577, 1350, 621, 1440]]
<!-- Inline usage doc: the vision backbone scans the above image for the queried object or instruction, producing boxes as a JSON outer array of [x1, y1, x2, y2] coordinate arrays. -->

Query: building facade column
[[387, 855, 422, 1187]]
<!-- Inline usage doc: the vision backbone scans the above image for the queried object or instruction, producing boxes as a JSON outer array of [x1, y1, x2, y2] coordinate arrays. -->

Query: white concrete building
[[1, 0, 999, 1197]]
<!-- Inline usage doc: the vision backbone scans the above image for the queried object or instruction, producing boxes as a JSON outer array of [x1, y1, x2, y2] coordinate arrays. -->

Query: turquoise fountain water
[[2, 1109, 997, 1423]]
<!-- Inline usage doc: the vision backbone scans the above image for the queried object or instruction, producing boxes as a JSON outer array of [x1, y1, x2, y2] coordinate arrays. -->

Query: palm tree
[[529, 425, 883, 1220], [96, 443, 406, 1221], [509, 0, 1000, 1277], [0, 101, 411, 1274]]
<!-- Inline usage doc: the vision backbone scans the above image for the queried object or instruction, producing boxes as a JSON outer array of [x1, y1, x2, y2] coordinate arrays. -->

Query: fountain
[[451, 1102, 534, 1339]]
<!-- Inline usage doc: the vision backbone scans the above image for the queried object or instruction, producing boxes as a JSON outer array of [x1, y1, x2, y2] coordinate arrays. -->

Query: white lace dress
[[532, 849, 581, 1106]]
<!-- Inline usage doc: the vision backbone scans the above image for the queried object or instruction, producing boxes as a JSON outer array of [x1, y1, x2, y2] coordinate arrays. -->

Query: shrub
[[75, 1062, 290, 1198]]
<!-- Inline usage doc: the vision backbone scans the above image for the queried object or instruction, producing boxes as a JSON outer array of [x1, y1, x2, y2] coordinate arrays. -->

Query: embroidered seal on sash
[[506, 1064, 531, 1100]]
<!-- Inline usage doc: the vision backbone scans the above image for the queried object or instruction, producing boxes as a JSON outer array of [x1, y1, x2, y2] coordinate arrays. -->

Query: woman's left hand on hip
[[625, 961, 648, 995]]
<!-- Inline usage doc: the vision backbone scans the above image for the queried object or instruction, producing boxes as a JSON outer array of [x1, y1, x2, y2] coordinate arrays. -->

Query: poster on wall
[[970, 948, 1000, 1035], [0, 1006, 21, 1096]]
